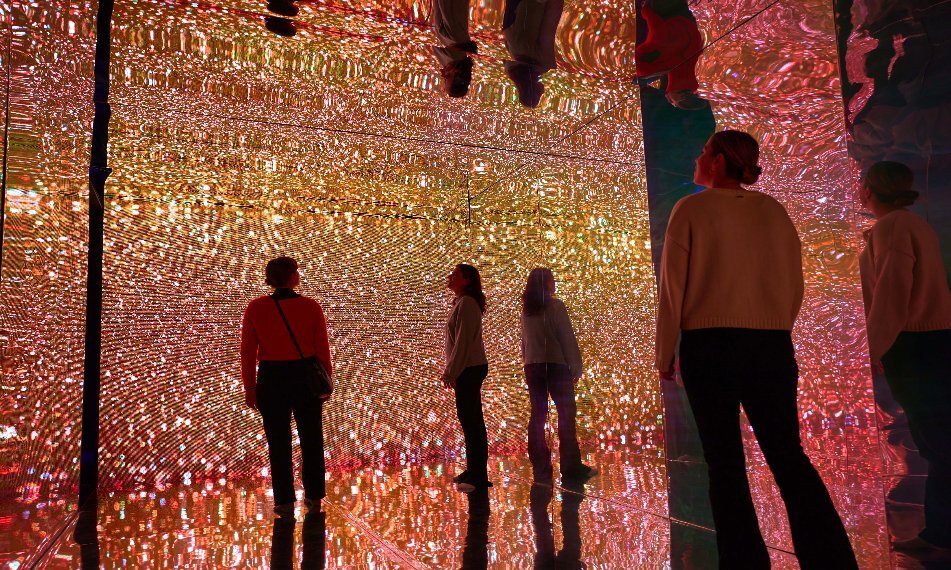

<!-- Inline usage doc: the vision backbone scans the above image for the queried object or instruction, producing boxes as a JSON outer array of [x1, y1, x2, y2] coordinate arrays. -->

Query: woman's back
[[241, 292, 332, 374], [860, 209, 951, 359], [521, 298, 582, 377], [666, 187, 804, 330]]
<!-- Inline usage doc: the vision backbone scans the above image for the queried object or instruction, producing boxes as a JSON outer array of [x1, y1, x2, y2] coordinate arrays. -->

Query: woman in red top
[[241, 256, 333, 517]]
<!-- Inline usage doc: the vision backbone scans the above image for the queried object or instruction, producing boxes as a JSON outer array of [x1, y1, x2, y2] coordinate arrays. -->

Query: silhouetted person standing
[[432, 0, 478, 97], [443, 263, 491, 493], [529, 481, 585, 568], [521, 268, 596, 484], [860, 161, 951, 557], [241, 256, 333, 517], [655, 131, 857, 569], [502, 0, 564, 108], [459, 488, 490, 569]]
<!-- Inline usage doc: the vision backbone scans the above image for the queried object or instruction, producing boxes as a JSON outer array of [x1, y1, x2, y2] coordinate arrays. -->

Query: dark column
[[78, 0, 114, 510], [634, 0, 717, 566], [0, 9, 11, 275]]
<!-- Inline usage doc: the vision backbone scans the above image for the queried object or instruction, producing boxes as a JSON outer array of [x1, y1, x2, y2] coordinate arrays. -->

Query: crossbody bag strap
[[272, 296, 306, 359]]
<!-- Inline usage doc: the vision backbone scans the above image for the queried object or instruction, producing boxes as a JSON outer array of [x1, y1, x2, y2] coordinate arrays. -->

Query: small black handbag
[[272, 296, 333, 399]]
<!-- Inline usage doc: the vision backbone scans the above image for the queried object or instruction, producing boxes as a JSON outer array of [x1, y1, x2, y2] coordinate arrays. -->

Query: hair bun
[[893, 189, 920, 207], [741, 165, 762, 185]]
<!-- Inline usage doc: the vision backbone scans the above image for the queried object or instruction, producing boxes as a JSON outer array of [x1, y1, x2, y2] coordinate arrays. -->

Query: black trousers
[[679, 328, 856, 569], [257, 360, 326, 506], [525, 363, 582, 477], [882, 329, 951, 548], [454, 364, 490, 482]]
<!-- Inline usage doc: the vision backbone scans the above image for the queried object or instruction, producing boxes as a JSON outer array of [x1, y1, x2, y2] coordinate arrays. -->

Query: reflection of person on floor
[[529, 482, 585, 569], [520, 268, 597, 484], [265, 0, 299, 37], [635, 0, 708, 110], [270, 517, 295, 569], [270, 510, 327, 569], [432, 0, 478, 97], [443, 264, 492, 493], [241, 256, 333, 518], [502, 0, 564, 108], [73, 508, 100, 570], [859, 161, 951, 558], [655, 131, 858, 569], [460, 488, 490, 569]]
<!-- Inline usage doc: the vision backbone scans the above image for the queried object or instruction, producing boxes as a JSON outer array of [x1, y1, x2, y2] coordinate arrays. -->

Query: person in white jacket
[[502, 0, 564, 107], [520, 268, 596, 484], [443, 263, 491, 493], [859, 160, 951, 555]]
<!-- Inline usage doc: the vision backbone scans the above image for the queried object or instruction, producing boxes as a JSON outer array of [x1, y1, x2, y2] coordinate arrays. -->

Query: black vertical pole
[[0, 7, 13, 276], [78, 0, 114, 510]]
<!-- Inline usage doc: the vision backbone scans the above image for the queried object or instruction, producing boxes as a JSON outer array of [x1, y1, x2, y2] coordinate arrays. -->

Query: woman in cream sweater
[[443, 263, 491, 493], [655, 130, 856, 569], [860, 160, 951, 554]]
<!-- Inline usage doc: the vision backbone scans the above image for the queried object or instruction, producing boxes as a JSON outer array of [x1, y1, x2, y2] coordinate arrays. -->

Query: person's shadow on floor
[[270, 510, 326, 569], [530, 481, 586, 569], [460, 488, 491, 569]]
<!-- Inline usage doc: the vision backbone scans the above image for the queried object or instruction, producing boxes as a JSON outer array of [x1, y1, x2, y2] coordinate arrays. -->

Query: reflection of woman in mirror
[[860, 161, 951, 555], [443, 264, 492, 493], [520, 268, 596, 484], [502, 0, 565, 108], [431, 0, 478, 98], [655, 130, 857, 568]]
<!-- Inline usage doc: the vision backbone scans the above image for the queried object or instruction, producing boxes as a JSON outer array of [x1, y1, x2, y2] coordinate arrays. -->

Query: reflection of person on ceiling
[[635, 0, 708, 110], [502, 0, 565, 108], [432, 0, 479, 98], [265, 0, 298, 37]]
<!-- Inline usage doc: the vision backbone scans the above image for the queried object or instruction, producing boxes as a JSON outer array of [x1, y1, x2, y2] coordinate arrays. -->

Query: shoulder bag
[[272, 296, 333, 400]]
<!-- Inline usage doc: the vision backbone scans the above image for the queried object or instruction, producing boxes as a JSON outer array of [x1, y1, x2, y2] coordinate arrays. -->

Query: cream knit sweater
[[860, 209, 951, 361], [444, 294, 489, 381], [655, 187, 804, 370]]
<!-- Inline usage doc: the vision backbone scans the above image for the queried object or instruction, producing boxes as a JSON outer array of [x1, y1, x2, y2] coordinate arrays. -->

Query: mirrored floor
[[3, 448, 907, 568]]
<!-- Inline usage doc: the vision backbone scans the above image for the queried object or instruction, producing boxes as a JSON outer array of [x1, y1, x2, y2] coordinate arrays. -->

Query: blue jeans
[[525, 363, 582, 477]]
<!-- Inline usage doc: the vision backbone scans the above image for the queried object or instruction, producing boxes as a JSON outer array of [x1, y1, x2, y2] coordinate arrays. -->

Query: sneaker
[[562, 464, 598, 482], [273, 502, 295, 518], [457, 479, 493, 493], [505, 63, 543, 108], [441, 57, 473, 98], [267, 0, 299, 17], [665, 89, 709, 111], [264, 16, 297, 37], [452, 470, 469, 484]]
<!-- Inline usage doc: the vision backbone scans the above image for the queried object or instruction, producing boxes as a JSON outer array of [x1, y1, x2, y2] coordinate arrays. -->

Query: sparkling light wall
[[95, 0, 660, 490], [0, 0, 95, 502], [0, 0, 880, 530]]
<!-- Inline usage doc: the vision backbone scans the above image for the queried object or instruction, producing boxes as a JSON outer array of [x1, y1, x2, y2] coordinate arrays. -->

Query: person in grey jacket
[[521, 268, 596, 483]]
